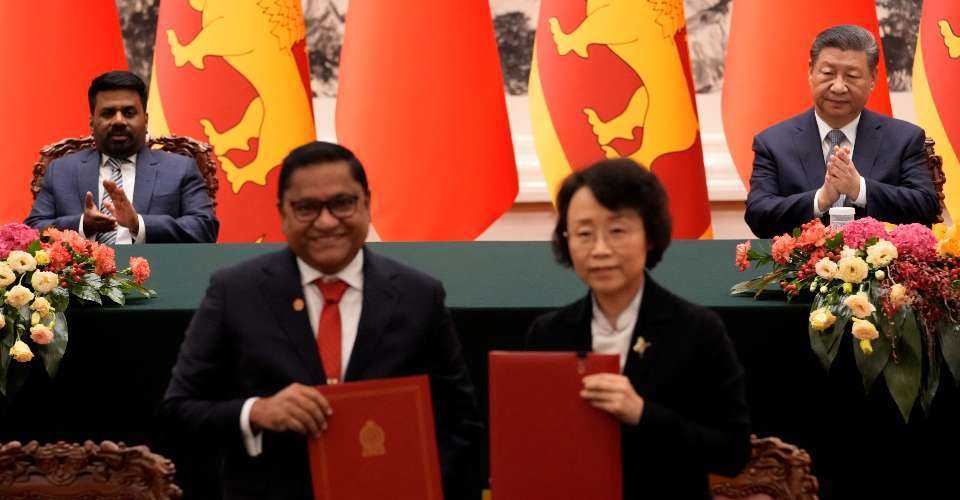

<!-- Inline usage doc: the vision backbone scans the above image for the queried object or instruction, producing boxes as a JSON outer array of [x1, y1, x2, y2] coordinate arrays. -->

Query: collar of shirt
[[814, 111, 860, 150], [591, 282, 644, 336], [297, 250, 364, 291]]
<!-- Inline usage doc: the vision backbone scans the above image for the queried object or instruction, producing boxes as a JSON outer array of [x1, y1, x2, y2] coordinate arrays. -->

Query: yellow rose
[[6, 251, 37, 274], [0, 313, 5, 329], [889, 284, 910, 309], [851, 318, 880, 356], [34, 250, 50, 266], [937, 225, 960, 257], [0, 262, 15, 288], [837, 257, 869, 284], [865, 239, 898, 268], [29, 324, 54, 345], [4, 285, 34, 308], [30, 296, 53, 316], [844, 293, 876, 319], [809, 307, 837, 331], [30, 271, 59, 294], [815, 258, 838, 280], [9, 339, 33, 363]]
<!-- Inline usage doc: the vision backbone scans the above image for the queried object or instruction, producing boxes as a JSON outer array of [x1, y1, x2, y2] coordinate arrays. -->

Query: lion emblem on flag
[[548, 0, 698, 166], [166, 0, 314, 193]]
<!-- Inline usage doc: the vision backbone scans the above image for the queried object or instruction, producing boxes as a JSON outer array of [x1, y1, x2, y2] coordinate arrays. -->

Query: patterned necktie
[[316, 279, 349, 384], [825, 129, 848, 207], [97, 157, 126, 245]]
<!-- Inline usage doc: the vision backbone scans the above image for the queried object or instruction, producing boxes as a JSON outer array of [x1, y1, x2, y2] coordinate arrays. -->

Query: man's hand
[[249, 383, 333, 437], [102, 180, 139, 236], [818, 174, 841, 211], [827, 146, 861, 200], [82, 191, 117, 235], [581, 373, 644, 425]]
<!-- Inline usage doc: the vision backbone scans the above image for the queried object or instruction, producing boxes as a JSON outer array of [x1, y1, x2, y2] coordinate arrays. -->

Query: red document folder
[[489, 351, 622, 500], [308, 375, 443, 500]]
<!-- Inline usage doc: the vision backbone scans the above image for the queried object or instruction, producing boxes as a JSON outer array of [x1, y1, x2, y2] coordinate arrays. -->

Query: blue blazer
[[744, 108, 940, 238], [24, 146, 218, 243]]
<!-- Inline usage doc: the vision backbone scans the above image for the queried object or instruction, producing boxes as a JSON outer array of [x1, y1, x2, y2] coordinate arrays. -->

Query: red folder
[[308, 375, 443, 500], [489, 351, 622, 500]]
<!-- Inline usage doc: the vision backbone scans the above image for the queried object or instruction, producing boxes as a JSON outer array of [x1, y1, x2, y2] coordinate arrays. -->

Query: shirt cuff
[[240, 397, 263, 457], [813, 188, 825, 217], [79, 214, 95, 240], [852, 177, 867, 207], [132, 215, 147, 244]]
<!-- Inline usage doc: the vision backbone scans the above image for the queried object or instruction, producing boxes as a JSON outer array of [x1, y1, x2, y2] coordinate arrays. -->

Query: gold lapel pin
[[633, 337, 651, 357], [293, 298, 305, 312]]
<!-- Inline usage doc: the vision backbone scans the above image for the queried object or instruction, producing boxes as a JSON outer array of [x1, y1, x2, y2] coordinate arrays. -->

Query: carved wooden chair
[[0, 440, 182, 499], [924, 137, 947, 224], [710, 435, 819, 500], [30, 135, 220, 208]]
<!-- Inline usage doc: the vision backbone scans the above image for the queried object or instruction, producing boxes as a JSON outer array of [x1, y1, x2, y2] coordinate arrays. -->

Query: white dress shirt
[[591, 282, 644, 370], [240, 251, 365, 456], [813, 112, 868, 216], [79, 153, 147, 244]]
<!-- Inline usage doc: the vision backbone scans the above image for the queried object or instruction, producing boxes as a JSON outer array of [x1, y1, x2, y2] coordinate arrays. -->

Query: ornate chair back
[[0, 440, 182, 499], [710, 435, 819, 500], [924, 137, 946, 224]]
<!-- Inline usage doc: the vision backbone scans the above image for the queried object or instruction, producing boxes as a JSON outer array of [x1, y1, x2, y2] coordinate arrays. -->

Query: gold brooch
[[633, 337, 651, 357], [293, 298, 305, 312]]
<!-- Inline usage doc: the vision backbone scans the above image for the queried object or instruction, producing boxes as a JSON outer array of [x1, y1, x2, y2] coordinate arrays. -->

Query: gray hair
[[809, 25, 880, 73]]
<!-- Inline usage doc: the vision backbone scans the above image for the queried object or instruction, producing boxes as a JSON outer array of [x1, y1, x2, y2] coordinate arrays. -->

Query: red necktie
[[316, 279, 349, 384]]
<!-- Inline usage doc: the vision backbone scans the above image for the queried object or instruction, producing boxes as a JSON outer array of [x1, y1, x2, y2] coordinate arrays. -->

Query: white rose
[[837, 257, 869, 284], [865, 239, 898, 268], [0, 313, 5, 329], [4, 285, 34, 308], [6, 251, 37, 274], [0, 262, 15, 288], [30, 296, 54, 316], [844, 293, 877, 319], [840, 246, 858, 259], [815, 258, 839, 280], [30, 271, 59, 294]]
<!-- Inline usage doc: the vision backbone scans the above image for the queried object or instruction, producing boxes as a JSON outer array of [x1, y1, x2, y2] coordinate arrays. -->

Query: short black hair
[[88, 71, 148, 114], [278, 141, 370, 202], [552, 158, 672, 269], [810, 24, 880, 73]]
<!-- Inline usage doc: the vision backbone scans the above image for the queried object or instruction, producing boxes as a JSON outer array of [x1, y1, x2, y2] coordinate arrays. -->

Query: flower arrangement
[[732, 218, 960, 422], [0, 223, 155, 396]]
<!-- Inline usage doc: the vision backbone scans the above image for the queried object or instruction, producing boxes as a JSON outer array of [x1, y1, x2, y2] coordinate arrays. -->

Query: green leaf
[[70, 284, 102, 305], [50, 287, 70, 313], [730, 269, 787, 297], [27, 240, 41, 254], [38, 312, 68, 379], [808, 299, 849, 371], [82, 273, 103, 289], [792, 227, 802, 238], [825, 231, 844, 250], [923, 344, 941, 416], [0, 318, 16, 396], [883, 309, 922, 423], [102, 286, 125, 306], [938, 321, 960, 387], [854, 317, 891, 394]]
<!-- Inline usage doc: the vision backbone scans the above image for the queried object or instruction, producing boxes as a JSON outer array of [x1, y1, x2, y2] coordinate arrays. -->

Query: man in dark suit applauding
[[25, 71, 218, 243], [160, 141, 481, 499], [745, 25, 940, 238]]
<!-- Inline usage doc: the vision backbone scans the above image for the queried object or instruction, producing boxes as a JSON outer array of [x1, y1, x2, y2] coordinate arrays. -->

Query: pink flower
[[129, 257, 151, 286], [839, 217, 888, 249], [0, 223, 40, 259], [797, 219, 829, 248], [46, 242, 72, 273], [771, 234, 797, 265], [92, 244, 116, 276], [735, 241, 751, 271], [42, 227, 63, 243], [889, 223, 937, 262]]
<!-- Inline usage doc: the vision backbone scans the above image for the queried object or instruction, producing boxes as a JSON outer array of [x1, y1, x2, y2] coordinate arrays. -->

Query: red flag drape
[[336, 0, 518, 241]]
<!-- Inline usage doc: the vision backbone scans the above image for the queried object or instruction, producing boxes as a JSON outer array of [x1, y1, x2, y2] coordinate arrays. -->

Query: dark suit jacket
[[745, 108, 940, 238], [160, 247, 482, 500], [24, 146, 218, 243], [526, 276, 751, 500]]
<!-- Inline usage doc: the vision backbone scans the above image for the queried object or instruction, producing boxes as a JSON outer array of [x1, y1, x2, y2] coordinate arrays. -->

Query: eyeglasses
[[288, 195, 360, 222], [565, 223, 642, 249]]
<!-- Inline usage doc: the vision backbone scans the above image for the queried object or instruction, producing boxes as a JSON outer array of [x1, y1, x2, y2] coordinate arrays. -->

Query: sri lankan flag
[[529, 0, 712, 239], [914, 1, 960, 220], [148, 0, 315, 242]]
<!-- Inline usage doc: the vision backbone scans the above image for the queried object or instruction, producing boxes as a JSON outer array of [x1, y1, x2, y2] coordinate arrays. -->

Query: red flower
[[92, 244, 116, 276], [61, 230, 90, 255], [771, 234, 797, 265], [797, 219, 829, 248], [735, 241, 751, 271], [46, 242, 72, 273], [129, 257, 151, 286]]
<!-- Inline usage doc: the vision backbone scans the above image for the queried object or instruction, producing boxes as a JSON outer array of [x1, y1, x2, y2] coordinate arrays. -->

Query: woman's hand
[[581, 373, 644, 425]]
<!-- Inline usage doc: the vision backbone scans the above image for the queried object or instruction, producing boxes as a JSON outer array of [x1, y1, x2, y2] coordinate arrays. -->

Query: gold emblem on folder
[[359, 420, 386, 457]]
